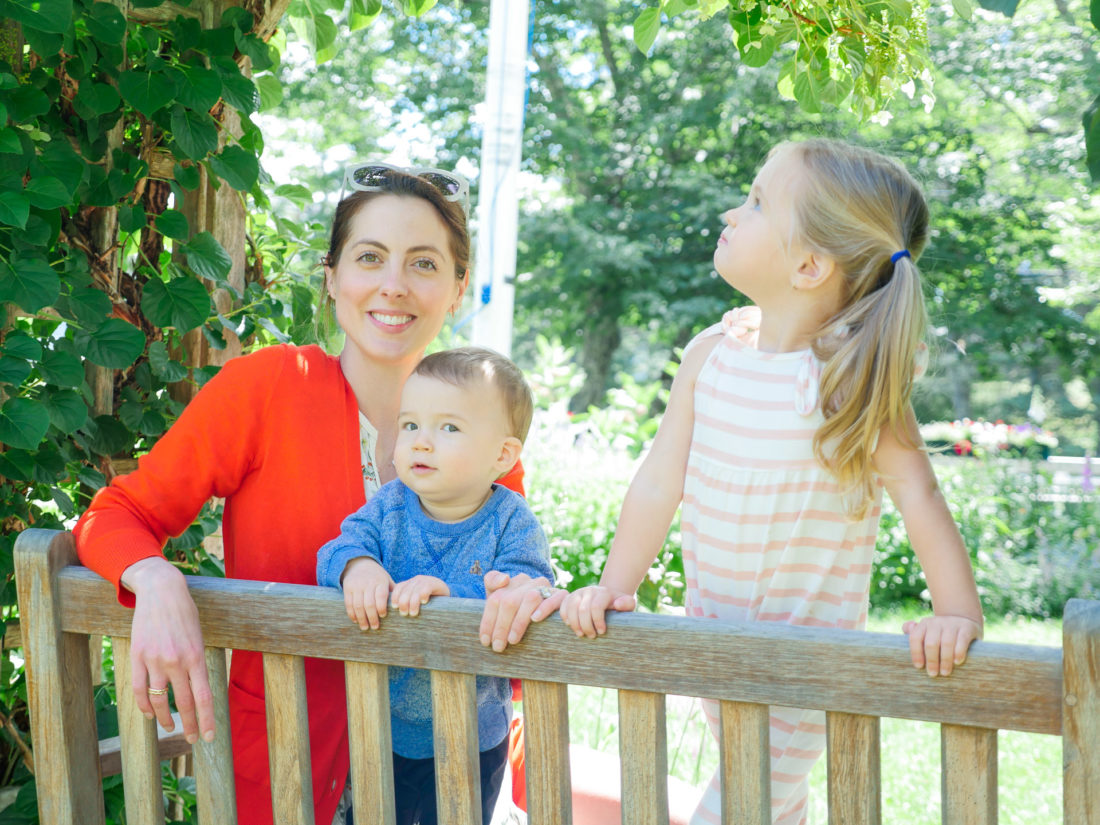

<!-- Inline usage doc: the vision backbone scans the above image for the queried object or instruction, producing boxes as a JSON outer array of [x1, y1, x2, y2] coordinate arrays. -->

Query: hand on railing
[[902, 614, 984, 677], [479, 571, 565, 652], [122, 556, 216, 744], [341, 557, 395, 630], [560, 585, 637, 638]]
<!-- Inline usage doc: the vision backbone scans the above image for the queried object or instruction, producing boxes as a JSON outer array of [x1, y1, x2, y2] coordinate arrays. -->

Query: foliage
[[920, 418, 1060, 458]]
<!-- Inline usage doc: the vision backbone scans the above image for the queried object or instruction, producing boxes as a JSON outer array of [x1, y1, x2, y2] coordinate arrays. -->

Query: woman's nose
[[379, 263, 408, 296]]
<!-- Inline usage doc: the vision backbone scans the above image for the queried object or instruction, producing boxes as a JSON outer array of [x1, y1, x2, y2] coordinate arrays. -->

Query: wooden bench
[[14, 528, 1100, 824]]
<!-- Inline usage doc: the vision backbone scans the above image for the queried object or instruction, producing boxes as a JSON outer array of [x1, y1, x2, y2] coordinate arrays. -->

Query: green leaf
[[0, 190, 30, 229], [634, 7, 661, 53], [349, 0, 382, 30], [1092, 0, 1100, 30], [182, 231, 232, 281], [155, 208, 190, 240], [1085, 92, 1100, 182], [79, 318, 145, 368], [36, 139, 86, 191], [216, 61, 260, 113], [4, 0, 73, 33], [6, 85, 50, 120], [118, 69, 177, 118], [256, 74, 283, 111], [24, 176, 71, 209], [274, 183, 312, 206], [119, 203, 148, 233], [85, 414, 132, 455], [41, 387, 87, 433], [399, 0, 437, 13], [1, 333, 42, 361], [951, 0, 976, 18], [174, 162, 201, 190], [975, 0, 1019, 14], [85, 1, 127, 43], [170, 105, 219, 160], [738, 35, 775, 68], [73, 81, 122, 117], [235, 31, 274, 72], [0, 254, 60, 311], [0, 397, 51, 450], [37, 349, 84, 387], [148, 340, 188, 381], [141, 275, 210, 331], [0, 127, 22, 154], [220, 5, 253, 31], [209, 145, 259, 191], [56, 287, 112, 326], [0, 356, 32, 386], [176, 65, 222, 112]]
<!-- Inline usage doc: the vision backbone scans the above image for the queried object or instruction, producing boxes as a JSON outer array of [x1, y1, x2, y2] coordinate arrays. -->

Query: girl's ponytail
[[780, 139, 931, 519]]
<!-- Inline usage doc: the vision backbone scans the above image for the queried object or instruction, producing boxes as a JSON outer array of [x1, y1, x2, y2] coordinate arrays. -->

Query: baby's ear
[[495, 436, 523, 476], [791, 252, 838, 292]]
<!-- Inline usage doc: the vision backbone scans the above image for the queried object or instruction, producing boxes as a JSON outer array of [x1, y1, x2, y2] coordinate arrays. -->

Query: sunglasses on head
[[340, 161, 471, 217]]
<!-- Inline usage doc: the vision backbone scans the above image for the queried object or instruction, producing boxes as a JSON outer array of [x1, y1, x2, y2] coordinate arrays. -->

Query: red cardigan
[[74, 345, 524, 825]]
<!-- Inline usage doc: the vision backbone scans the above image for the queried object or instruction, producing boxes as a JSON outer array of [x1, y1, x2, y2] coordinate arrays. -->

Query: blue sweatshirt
[[316, 479, 553, 758]]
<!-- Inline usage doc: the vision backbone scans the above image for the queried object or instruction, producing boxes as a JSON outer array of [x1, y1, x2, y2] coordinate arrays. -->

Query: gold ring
[[537, 586, 555, 599], [147, 686, 169, 696]]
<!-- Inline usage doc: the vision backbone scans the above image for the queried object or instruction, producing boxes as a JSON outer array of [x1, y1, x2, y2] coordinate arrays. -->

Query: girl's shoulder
[[682, 305, 761, 367]]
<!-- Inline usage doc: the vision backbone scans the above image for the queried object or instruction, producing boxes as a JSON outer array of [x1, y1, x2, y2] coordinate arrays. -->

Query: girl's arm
[[875, 408, 984, 676], [561, 336, 719, 638]]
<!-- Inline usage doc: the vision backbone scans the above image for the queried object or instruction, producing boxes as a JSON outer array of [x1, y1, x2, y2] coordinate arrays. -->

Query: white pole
[[470, 0, 530, 357]]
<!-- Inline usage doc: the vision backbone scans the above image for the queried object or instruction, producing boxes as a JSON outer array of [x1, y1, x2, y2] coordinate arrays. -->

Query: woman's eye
[[357, 251, 381, 264], [412, 257, 438, 271]]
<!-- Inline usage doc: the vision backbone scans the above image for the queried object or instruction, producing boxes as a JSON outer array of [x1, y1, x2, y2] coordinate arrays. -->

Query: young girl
[[560, 139, 984, 825]]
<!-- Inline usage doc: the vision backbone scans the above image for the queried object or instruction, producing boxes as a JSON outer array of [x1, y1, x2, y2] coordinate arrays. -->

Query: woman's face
[[326, 194, 467, 371]]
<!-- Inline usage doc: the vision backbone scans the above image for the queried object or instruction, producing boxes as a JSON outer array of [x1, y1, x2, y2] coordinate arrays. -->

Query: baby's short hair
[[413, 347, 535, 442]]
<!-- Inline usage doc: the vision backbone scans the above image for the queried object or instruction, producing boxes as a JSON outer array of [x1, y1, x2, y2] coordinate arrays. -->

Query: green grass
[[565, 611, 1063, 824]]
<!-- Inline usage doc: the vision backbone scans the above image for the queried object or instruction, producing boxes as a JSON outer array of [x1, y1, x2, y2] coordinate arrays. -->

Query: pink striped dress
[[684, 307, 881, 825]]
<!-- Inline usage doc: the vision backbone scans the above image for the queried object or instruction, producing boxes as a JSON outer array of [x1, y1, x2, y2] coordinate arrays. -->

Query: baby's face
[[394, 373, 517, 521]]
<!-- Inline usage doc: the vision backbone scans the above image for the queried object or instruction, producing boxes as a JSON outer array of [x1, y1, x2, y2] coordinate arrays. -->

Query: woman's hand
[[342, 557, 394, 630], [560, 585, 637, 638], [123, 557, 215, 744], [479, 571, 565, 652], [903, 614, 983, 677]]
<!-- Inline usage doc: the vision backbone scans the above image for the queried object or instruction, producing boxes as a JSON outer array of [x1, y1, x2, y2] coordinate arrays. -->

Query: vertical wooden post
[[522, 680, 573, 825], [618, 689, 670, 825], [263, 653, 314, 825], [719, 700, 770, 825], [14, 529, 105, 825], [826, 712, 881, 825], [194, 646, 237, 823], [1063, 598, 1100, 825], [346, 661, 396, 825], [112, 636, 167, 824], [941, 724, 997, 825], [431, 670, 482, 825]]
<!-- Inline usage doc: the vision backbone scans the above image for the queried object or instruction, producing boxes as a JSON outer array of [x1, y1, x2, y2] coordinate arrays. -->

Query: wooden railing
[[14, 528, 1100, 825]]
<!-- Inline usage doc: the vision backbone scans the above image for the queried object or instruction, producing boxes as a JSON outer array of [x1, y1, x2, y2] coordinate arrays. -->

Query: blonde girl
[[560, 139, 984, 825]]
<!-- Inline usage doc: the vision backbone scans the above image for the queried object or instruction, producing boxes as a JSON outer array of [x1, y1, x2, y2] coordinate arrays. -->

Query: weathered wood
[[13, 530, 105, 825], [263, 653, 314, 825], [97, 712, 191, 777], [111, 636, 167, 824], [826, 712, 880, 825], [431, 670, 482, 825], [719, 700, 770, 825], [522, 680, 572, 825], [941, 724, 997, 825], [194, 646, 237, 823], [55, 568, 1065, 735], [1063, 598, 1100, 824], [619, 689, 669, 825], [346, 661, 396, 825]]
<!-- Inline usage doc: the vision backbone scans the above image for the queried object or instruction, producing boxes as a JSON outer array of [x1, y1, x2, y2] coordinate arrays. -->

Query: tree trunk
[[569, 310, 621, 414]]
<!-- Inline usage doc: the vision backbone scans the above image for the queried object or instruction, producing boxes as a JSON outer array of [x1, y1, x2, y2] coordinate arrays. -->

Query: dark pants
[[346, 735, 510, 825]]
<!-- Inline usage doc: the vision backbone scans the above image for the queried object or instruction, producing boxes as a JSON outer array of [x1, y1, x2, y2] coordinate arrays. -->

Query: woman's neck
[[338, 348, 415, 428]]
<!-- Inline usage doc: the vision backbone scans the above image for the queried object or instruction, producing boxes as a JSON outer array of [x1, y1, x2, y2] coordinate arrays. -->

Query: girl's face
[[326, 194, 467, 371], [713, 150, 807, 303]]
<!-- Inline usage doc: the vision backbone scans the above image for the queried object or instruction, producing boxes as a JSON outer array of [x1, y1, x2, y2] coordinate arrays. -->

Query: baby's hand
[[561, 585, 637, 639], [342, 558, 394, 631], [902, 615, 983, 677], [391, 576, 449, 617]]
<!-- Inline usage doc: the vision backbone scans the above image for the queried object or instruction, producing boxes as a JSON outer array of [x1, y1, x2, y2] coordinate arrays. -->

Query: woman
[[74, 163, 564, 825]]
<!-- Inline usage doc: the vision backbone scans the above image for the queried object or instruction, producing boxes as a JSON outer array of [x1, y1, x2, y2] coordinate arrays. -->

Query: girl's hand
[[479, 572, 565, 652], [561, 585, 637, 639], [903, 615, 983, 677], [391, 575, 449, 617], [342, 558, 394, 630], [123, 557, 215, 745]]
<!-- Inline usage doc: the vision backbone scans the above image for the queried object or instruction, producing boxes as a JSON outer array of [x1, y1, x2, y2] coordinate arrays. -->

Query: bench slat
[[111, 636, 166, 824], [523, 679, 572, 825], [263, 653, 315, 825], [941, 724, 996, 825], [431, 670, 482, 825], [719, 700, 770, 825], [1063, 598, 1100, 822], [346, 661, 396, 825], [826, 711, 881, 825], [194, 646, 236, 823], [619, 689, 669, 825]]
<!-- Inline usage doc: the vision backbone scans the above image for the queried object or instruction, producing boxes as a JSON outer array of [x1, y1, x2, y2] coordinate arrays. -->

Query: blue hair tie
[[891, 249, 911, 263]]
